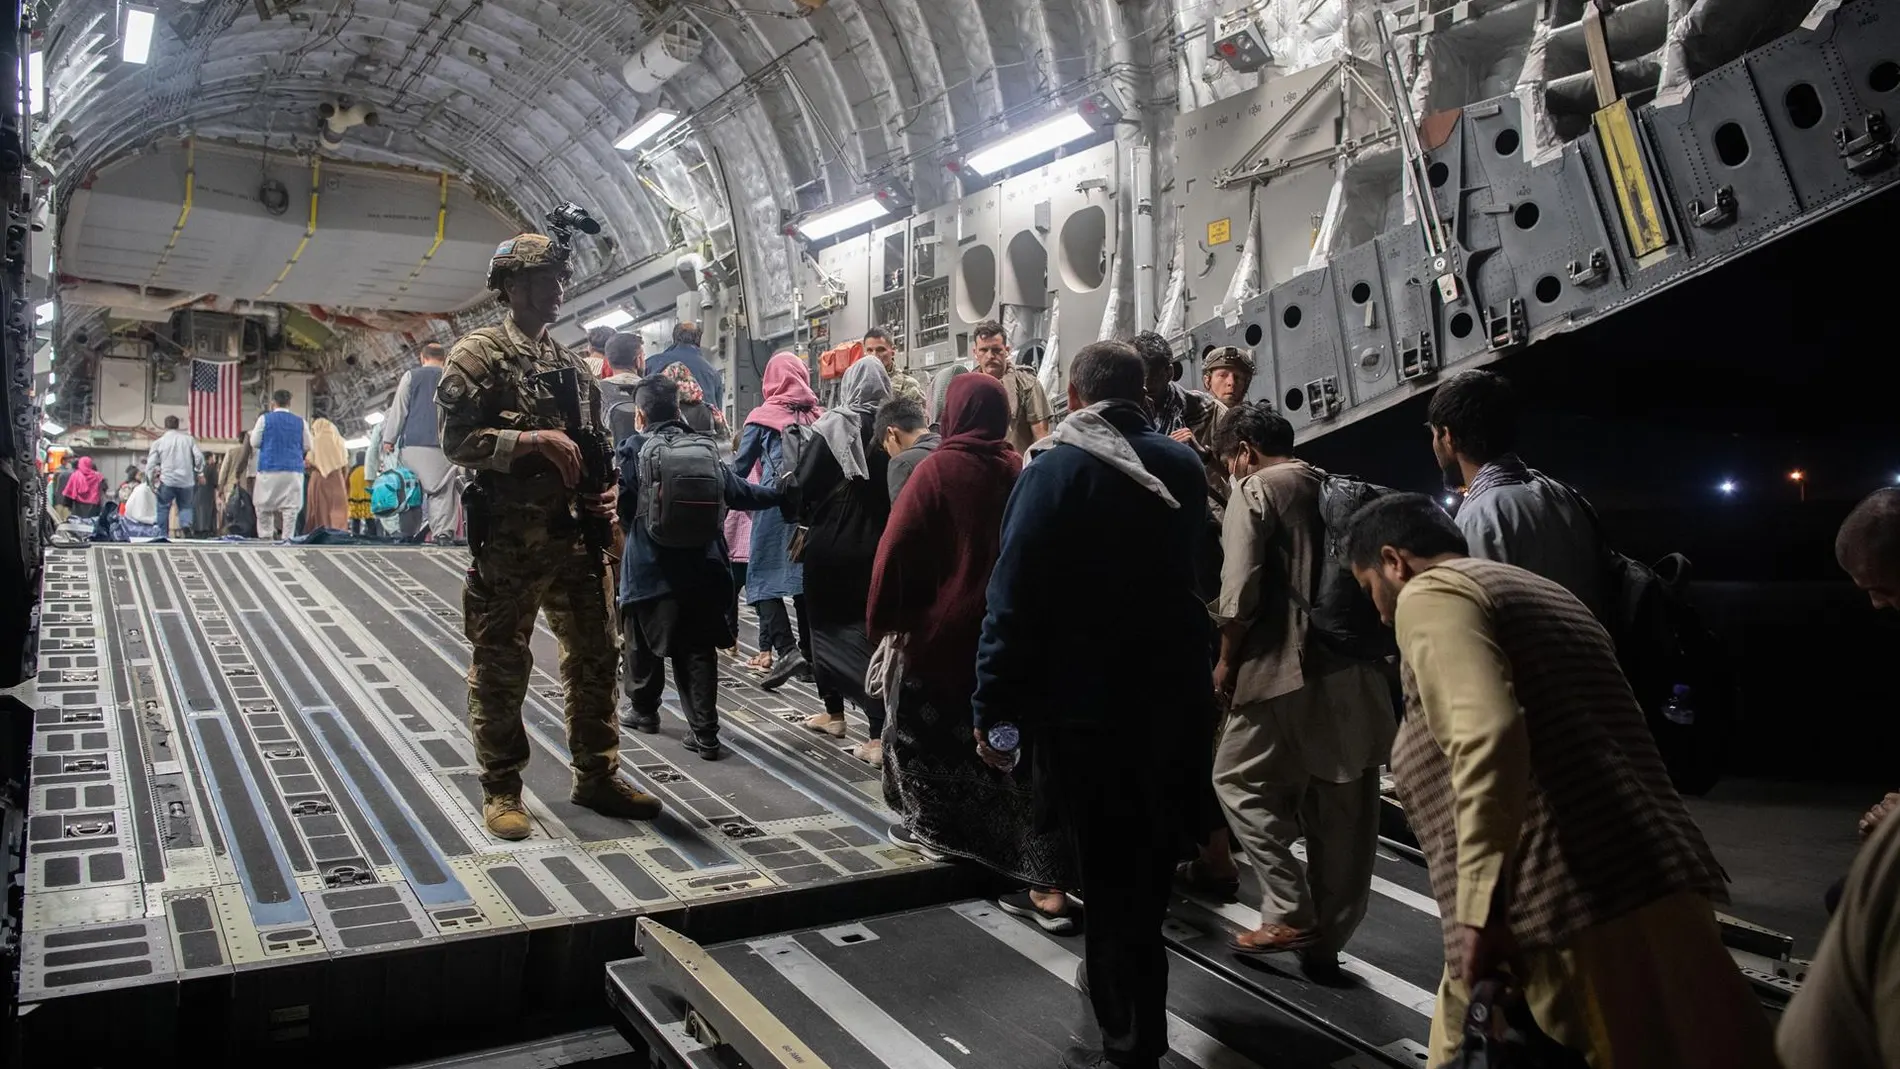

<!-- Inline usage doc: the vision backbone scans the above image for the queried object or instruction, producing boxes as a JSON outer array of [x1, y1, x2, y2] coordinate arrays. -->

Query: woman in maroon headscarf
[[867, 374, 1079, 928]]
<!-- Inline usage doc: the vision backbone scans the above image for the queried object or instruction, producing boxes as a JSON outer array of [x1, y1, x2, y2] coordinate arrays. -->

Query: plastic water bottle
[[1662, 684, 1696, 726]]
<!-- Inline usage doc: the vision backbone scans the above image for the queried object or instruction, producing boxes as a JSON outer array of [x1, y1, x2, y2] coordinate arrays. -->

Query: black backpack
[[603, 379, 643, 449], [774, 420, 815, 522], [1547, 478, 1734, 795], [1302, 468, 1399, 661], [635, 429, 726, 548]]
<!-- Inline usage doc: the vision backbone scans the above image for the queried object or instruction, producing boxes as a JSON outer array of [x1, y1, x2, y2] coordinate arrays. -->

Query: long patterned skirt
[[881, 679, 1076, 889]]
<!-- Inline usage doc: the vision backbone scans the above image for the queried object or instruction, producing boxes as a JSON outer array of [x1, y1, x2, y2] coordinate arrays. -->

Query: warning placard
[[1207, 218, 1232, 245]]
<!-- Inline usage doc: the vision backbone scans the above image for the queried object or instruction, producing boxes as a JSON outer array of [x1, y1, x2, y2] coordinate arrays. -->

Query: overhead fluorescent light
[[26, 51, 43, 115], [41, 419, 64, 436], [795, 195, 893, 241], [614, 110, 678, 151], [963, 112, 1096, 176], [343, 436, 370, 450], [583, 307, 636, 331], [34, 301, 54, 324], [47, 371, 56, 384], [364, 411, 385, 426], [41, 391, 56, 405], [123, 6, 157, 65]]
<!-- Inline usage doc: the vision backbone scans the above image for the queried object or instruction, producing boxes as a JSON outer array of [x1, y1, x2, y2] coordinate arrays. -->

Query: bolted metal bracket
[[1567, 248, 1609, 287], [1398, 331, 1437, 382], [1304, 376, 1343, 420], [1837, 111, 1896, 175], [1486, 298, 1527, 352], [1688, 186, 1737, 228]]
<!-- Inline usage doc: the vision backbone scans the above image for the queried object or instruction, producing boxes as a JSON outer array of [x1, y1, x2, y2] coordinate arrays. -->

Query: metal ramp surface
[[19, 543, 974, 1065]]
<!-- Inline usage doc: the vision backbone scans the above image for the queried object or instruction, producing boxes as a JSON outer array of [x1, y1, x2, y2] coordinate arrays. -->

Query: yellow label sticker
[[1207, 218, 1232, 246]]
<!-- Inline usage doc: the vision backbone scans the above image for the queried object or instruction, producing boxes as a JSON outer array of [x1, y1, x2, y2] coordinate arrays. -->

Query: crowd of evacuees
[[605, 320, 1899, 1069]]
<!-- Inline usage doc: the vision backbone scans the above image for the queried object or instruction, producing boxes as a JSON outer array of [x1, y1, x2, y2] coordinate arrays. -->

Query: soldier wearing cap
[[1202, 345, 1256, 408], [437, 232, 664, 840]]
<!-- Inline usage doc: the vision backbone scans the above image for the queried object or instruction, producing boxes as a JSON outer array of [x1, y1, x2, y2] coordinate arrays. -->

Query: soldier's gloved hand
[[581, 484, 618, 518], [525, 429, 583, 487]]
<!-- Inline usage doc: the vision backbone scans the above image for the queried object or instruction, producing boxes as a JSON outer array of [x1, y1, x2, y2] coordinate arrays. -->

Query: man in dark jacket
[[645, 320, 724, 412], [973, 340, 1213, 1069], [615, 377, 778, 759], [873, 396, 939, 503]]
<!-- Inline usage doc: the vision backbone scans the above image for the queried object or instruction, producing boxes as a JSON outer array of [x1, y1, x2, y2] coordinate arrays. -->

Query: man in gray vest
[[384, 342, 463, 543]]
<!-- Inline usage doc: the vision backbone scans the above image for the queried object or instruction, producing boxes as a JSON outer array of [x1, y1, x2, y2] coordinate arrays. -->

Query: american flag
[[189, 358, 242, 439]]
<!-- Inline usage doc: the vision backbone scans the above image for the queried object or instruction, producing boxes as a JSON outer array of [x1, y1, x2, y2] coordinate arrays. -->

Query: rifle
[[534, 365, 615, 574]]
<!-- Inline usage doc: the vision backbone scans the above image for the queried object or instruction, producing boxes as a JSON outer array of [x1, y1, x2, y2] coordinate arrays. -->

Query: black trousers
[[757, 594, 844, 716], [621, 605, 721, 743], [728, 562, 747, 639], [1052, 726, 1181, 1069], [754, 596, 803, 658]]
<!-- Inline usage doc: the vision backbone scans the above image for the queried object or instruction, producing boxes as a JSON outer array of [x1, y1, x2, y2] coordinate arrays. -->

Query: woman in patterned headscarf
[[659, 361, 729, 440]]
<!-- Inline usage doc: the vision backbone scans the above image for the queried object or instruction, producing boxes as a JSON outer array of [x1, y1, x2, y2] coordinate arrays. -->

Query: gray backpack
[[635, 430, 726, 548]]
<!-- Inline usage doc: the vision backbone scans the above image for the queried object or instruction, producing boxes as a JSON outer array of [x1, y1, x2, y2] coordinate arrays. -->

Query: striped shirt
[[1392, 557, 1725, 973]]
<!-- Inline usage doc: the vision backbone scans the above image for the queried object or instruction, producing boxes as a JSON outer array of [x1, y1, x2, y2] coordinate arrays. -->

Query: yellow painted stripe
[[146, 136, 195, 287], [263, 159, 322, 298], [396, 173, 450, 295], [1594, 100, 1670, 259]]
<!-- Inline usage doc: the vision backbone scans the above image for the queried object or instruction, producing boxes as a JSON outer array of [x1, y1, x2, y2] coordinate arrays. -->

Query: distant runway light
[[1442, 495, 1456, 507], [1718, 480, 1736, 495]]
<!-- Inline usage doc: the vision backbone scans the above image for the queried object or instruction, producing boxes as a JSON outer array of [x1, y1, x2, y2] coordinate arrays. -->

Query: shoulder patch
[[437, 372, 472, 405]]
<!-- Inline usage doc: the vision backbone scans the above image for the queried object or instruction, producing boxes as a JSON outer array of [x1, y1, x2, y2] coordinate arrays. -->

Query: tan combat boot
[[571, 776, 664, 820], [483, 793, 533, 841]]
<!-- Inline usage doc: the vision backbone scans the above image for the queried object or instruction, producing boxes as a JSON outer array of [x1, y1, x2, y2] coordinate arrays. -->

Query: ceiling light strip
[[396, 173, 450, 295], [145, 136, 195, 287], [262, 159, 321, 298]]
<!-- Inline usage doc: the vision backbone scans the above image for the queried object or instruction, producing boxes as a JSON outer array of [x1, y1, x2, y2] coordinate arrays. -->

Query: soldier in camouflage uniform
[[863, 328, 924, 406], [437, 232, 664, 840]]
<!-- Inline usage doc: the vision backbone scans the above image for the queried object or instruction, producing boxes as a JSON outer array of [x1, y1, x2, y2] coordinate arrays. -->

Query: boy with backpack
[[1191, 401, 1397, 974], [614, 376, 780, 759]]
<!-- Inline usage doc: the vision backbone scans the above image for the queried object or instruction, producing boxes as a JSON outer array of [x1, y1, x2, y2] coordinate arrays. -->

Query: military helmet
[[1203, 345, 1256, 376], [486, 233, 568, 291]]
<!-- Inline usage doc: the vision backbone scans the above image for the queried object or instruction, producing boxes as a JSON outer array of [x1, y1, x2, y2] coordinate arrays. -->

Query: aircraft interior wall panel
[[1748, 33, 1870, 212], [1644, 59, 1803, 264], [868, 219, 911, 358], [1041, 142, 1120, 364], [907, 203, 959, 372], [1327, 240, 1402, 408], [1174, 62, 1345, 319], [954, 188, 1002, 360], [1268, 268, 1351, 432], [94, 358, 150, 429]]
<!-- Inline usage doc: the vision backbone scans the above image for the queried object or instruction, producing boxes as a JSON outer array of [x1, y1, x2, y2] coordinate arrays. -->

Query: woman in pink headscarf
[[62, 456, 105, 518], [728, 352, 823, 674]]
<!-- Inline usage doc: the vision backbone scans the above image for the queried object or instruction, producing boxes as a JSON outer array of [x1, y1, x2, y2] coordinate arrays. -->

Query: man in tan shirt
[[1201, 403, 1394, 969], [971, 319, 1051, 453], [1779, 487, 1900, 1068], [1347, 493, 1774, 1069]]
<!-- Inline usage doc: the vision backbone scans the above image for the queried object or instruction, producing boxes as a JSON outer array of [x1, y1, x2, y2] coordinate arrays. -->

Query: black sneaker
[[888, 824, 945, 861], [619, 711, 659, 734], [757, 649, 807, 692], [998, 890, 1080, 934], [682, 735, 723, 760]]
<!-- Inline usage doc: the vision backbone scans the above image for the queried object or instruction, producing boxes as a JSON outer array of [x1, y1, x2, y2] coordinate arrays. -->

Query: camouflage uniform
[[888, 366, 926, 407], [437, 234, 622, 801]]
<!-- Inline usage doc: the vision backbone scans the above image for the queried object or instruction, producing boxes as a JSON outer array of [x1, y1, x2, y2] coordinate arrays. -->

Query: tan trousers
[[1213, 674, 1388, 952], [1429, 891, 1779, 1069]]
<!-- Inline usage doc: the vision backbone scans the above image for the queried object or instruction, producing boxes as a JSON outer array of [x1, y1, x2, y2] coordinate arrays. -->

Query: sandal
[[745, 650, 774, 672], [1230, 923, 1318, 956]]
